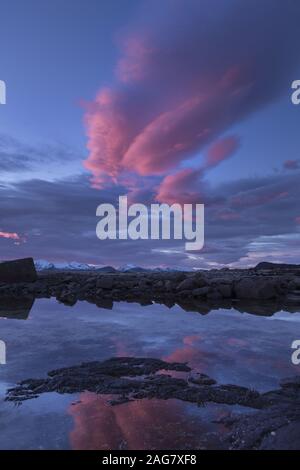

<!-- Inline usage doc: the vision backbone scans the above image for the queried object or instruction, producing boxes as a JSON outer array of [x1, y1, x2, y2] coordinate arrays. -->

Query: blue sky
[[0, 0, 138, 150], [0, 0, 300, 268]]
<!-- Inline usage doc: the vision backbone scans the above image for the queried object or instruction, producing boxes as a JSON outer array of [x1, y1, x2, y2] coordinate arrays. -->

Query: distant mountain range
[[34, 259, 189, 273]]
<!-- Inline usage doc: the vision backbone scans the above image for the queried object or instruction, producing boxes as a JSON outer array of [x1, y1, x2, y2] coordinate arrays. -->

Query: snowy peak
[[34, 259, 186, 272]]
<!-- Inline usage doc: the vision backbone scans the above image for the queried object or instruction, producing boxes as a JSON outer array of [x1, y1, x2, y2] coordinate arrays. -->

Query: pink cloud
[[82, 0, 300, 199], [155, 136, 238, 204], [83, 88, 133, 187], [116, 36, 154, 83], [204, 136, 240, 169], [84, 65, 248, 186], [0, 231, 20, 241], [155, 168, 203, 205], [284, 159, 299, 170], [295, 216, 300, 224]]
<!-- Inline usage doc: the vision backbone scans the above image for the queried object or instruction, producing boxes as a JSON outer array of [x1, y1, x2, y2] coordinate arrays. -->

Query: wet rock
[[194, 277, 208, 288], [219, 375, 300, 449], [188, 373, 216, 386], [165, 280, 173, 291], [96, 276, 114, 289], [280, 376, 300, 389], [5, 356, 264, 410], [0, 263, 299, 316], [217, 284, 232, 298], [192, 286, 209, 297], [207, 289, 223, 300], [259, 422, 300, 450], [57, 291, 77, 306], [155, 280, 164, 288], [234, 278, 278, 300], [176, 278, 196, 291], [292, 278, 300, 289]]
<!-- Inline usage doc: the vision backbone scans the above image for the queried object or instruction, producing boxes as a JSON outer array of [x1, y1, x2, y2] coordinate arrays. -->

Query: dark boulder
[[0, 258, 37, 283], [234, 278, 278, 300]]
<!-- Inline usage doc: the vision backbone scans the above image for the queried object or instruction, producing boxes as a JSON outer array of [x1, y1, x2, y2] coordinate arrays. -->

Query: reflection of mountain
[[0, 297, 35, 320]]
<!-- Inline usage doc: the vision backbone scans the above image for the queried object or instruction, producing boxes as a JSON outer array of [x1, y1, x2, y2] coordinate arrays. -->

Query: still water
[[0, 299, 299, 449]]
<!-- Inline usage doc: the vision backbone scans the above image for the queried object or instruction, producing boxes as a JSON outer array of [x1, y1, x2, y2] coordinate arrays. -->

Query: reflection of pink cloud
[[183, 335, 202, 346], [69, 393, 213, 450], [111, 336, 132, 358], [0, 231, 20, 241], [295, 216, 300, 224], [164, 335, 204, 369]]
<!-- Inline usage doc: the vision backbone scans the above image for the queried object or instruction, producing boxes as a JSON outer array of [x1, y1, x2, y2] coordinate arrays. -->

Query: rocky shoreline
[[0, 261, 299, 316], [6, 356, 300, 450]]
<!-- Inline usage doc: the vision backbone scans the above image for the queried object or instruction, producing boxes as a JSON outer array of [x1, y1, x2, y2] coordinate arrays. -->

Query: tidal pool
[[0, 299, 299, 450]]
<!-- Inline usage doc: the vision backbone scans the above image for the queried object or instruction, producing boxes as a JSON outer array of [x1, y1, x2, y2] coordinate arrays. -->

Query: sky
[[0, 0, 300, 269]]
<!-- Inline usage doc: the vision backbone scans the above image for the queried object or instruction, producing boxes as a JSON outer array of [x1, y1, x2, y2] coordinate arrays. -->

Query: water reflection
[[1, 295, 298, 321], [68, 394, 225, 450], [0, 299, 298, 450]]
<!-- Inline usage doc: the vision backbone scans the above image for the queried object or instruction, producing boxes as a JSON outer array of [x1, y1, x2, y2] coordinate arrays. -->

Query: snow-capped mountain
[[34, 259, 187, 272], [118, 264, 189, 272], [118, 264, 149, 273], [34, 259, 56, 270], [34, 259, 115, 272], [55, 261, 92, 270]]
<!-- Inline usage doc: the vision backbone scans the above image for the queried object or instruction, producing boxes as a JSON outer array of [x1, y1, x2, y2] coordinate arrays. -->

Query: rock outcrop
[[0, 261, 299, 316], [0, 258, 37, 283]]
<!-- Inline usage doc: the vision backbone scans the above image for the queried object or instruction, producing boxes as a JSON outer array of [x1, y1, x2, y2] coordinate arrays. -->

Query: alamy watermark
[[291, 340, 300, 365], [0, 340, 6, 365], [0, 80, 6, 105], [291, 80, 300, 105], [96, 196, 204, 251]]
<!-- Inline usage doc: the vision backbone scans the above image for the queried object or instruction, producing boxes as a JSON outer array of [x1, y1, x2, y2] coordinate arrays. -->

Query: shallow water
[[0, 299, 299, 450]]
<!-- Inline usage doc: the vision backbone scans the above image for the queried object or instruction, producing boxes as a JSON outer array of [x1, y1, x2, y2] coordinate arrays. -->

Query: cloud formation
[[83, 0, 300, 203], [0, 166, 299, 268], [0, 231, 20, 241], [155, 136, 239, 204], [284, 159, 299, 170]]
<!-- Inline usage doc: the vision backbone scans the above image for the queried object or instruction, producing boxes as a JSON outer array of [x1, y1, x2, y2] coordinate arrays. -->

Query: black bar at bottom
[[0, 450, 298, 466]]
